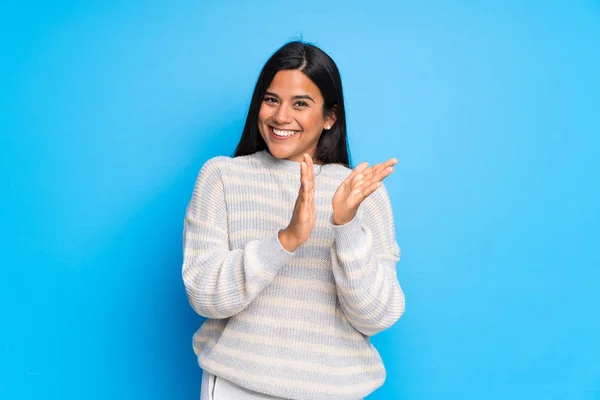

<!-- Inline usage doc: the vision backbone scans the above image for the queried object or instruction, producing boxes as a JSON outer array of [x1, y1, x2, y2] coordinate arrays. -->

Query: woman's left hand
[[332, 158, 397, 226]]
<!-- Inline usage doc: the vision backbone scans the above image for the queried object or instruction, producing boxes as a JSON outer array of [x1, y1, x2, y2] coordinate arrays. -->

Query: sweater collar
[[254, 150, 331, 176]]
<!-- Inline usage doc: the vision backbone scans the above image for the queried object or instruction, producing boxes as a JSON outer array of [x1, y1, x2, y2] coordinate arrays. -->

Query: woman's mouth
[[270, 126, 301, 140]]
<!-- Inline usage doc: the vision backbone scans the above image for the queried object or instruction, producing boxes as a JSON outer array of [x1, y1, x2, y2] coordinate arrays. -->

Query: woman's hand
[[332, 158, 397, 226], [278, 153, 316, 252]]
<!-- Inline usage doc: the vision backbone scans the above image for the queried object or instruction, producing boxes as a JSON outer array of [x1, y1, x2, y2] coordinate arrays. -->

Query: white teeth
[[272, 128, 299, 137]]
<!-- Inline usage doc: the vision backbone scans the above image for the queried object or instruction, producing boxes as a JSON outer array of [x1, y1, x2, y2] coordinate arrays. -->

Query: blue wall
[[1, 1, 599, 399]]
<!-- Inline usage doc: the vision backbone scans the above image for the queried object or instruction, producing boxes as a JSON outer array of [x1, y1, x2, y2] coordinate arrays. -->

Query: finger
[[366, 163, 394, 186], [370, 158, 397, 171], [360, 165, 383, 185], [310, 160, 316, 194], [382, 158, 398, 168], [350, 164, 371, 186], [363, 158, 397, 180], [304, 166, 311, 201], [303, 154, 310, 193], [300, 162, 308, 198], [378, 166, 394, 181], [372, 158, 397, 179], [363, 167, 394, 199], [351, 164, 380, 187], [360, 166, 377, 183], [305, 164, 314, 205], [363, 166, 388, 186], [346, 162, 369, 182], [351, 162, 392, 193], [361, 164, 375, 177], [371, 166, 394, 184], [362, 181, 383, 198], [349, 187, 365, 206], [350, 181, 381, 206], [353, 170, 391, 203], [364, 160, 388, 178], [350, 171, 365, 188], [305, 153, 315, 192]]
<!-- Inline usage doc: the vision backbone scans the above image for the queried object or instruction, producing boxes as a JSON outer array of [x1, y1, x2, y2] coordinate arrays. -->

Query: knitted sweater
[[182, 150, 404, 400]]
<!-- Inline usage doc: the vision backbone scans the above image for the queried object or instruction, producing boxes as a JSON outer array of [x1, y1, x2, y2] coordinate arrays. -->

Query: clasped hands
[[278, 153, 396, 253]]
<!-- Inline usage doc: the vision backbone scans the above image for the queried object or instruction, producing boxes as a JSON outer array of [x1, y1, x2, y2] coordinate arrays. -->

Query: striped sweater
[[182, 149, 404, 400]]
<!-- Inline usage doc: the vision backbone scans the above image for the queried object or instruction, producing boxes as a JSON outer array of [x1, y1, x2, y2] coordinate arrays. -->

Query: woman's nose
[[272, 104, 293, 125]]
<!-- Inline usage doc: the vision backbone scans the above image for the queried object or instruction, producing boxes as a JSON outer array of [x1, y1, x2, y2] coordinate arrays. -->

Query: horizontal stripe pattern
[[182, 150, 403, 400], [199, 355, 384, 399], [195, 322, 375, 358]]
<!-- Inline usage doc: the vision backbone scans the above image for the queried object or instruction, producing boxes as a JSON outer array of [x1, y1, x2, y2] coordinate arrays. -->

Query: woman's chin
[[267, 145, 293, 160]]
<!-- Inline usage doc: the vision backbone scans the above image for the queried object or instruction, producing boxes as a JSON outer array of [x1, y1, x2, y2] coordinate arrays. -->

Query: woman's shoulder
[[198, 151, 266, 177], [197, 155, 229, 178]]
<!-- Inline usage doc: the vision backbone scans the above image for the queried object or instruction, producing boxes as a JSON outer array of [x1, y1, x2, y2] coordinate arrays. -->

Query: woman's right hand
[[278, 153, 316, 252]]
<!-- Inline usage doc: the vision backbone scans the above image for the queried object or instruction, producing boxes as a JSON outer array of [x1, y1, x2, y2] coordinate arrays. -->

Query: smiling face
[[258, 69, 336, 164]]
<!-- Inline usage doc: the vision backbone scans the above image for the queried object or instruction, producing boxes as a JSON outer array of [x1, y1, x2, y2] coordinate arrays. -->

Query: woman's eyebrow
[[292, 94, 315, 103], [264, 91, 315, 103]]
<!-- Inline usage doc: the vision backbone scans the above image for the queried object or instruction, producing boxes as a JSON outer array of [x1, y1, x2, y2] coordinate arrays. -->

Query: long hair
[[232, 41, 351, 168]]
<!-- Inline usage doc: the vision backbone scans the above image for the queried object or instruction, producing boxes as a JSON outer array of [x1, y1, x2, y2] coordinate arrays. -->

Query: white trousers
[[200, 370, 285, 400]]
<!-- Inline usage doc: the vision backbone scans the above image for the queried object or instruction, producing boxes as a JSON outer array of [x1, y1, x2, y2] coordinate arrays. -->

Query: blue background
[[1, 1, 599, 399]]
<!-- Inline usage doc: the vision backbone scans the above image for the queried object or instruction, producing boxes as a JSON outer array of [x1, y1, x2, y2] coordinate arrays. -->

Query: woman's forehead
[[267, 70, 323, 99]]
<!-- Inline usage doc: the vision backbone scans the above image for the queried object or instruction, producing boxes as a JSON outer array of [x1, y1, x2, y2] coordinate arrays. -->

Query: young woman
[[183, 41, 405, 400]]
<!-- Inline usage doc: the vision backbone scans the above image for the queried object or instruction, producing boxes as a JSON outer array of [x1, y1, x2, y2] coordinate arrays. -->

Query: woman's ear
[[324, 105, 338, 130]]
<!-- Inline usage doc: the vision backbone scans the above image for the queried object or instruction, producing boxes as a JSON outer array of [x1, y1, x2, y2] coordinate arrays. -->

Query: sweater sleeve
[[182, 157, 295, 319], [329, 184, 405, 336]]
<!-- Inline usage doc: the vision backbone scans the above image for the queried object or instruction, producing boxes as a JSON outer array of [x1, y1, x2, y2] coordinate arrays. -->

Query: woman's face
[[258, 69, 336, 164]]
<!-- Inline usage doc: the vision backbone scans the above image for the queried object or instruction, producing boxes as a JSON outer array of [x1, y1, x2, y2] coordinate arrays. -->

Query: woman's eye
[[263, 97, 278, 103], [295, 101, 309, 107]]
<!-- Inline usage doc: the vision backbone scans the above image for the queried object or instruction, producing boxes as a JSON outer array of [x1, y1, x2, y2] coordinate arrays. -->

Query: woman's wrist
[[278, 229, 299, 253], [332, 211, 356, 226]]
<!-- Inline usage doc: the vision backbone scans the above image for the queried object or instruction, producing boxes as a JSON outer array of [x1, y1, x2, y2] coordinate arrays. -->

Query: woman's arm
[[182, 158, 295, 319], [330, 184, 405, 336]]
